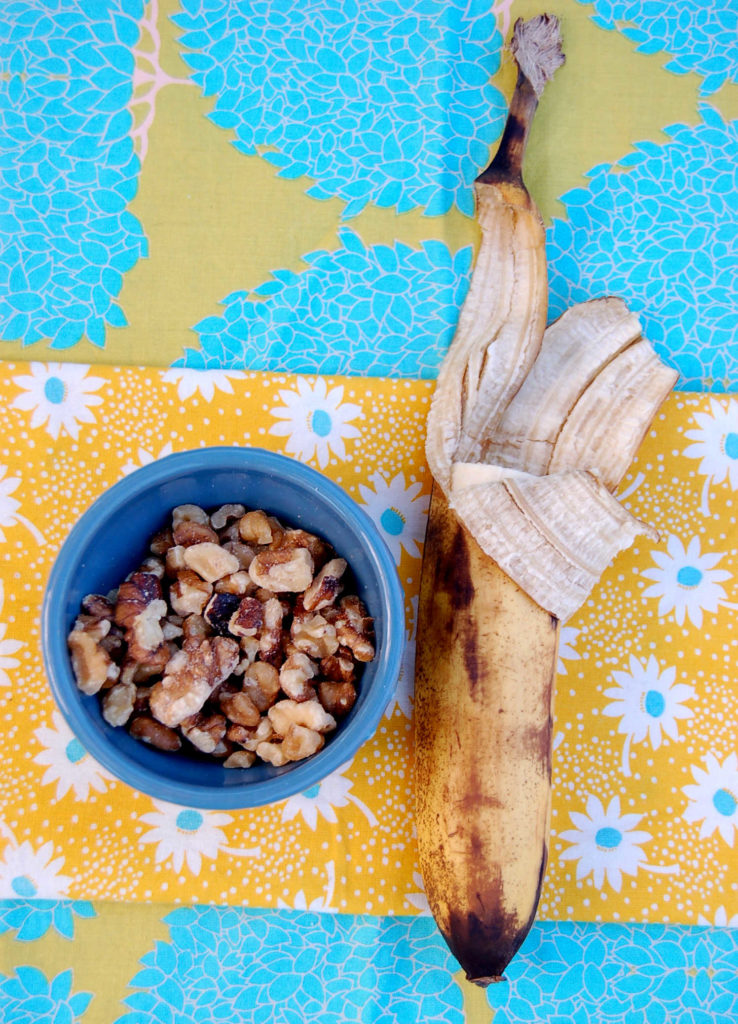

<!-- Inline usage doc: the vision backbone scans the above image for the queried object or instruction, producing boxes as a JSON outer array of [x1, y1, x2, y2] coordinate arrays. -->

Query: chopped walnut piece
[[72, 615, 111, 640], [258, 597, 284, 665], [102, 680, 136, 726], [268, 698, 336, 737], [173, 519, 219, 548], [320, 649, 356, 684], [134, 686, 151, 713], [241, 661, 281, 712], [279, 652, 317, 702], [162, 616, 184, 641], [334, 596, 375, 662], [249, 547, 314, 593], [256, 741, 288, 767], [149, 526, 175, 555], [234, 635, 260, 672], [127, 598, 167, 662], [218, 690, 261, 728], [149, 636, 240, 728], [170, 570, 213, 617], [277, 529, 331, 569], [165, 545, 187, 575], [302, 557, 347, 612], [129, 716, 182, 751], [184, 542, 240, 583], [114, 572, 162, 631], [282, 724, 325, 761], [222, 541, 255, 571], [318, 681, 357, 718], [137, 556, 165, 580], [223, 750, 256, 769], [182, 613, 210, 642], [211, 503, 246, 531], [238, 509, 272, 546], [228, 595, 263, 638], [68, 629, 120, 695], [227, 717, 274, 750], [290, 612, 339, 659], [203, 592, 242, 636], [180, 711, 227, 753], [215, 571, 252, 595], [172, 504, 209, 527], [81, 594, 114, 621]]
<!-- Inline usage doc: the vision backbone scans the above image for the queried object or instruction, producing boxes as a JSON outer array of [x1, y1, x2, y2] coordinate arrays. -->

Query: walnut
[[149, 527, 175, 555], [333, 596, 375, 662], [127, 598, 168, 662], [228, 595, 263, 638], [129, 716, 182, 751], [211, 503, 246, 531], [215, 571, 253, 595], [72, 615, 111, 640], [279, 652, 317, 702], [180, 711, 227, 754], [172, 504, 210, 527], [276, 528, 331, 569], [173, 519, 219, 548], [137, 555, 165, 579], [227, 717, 274, 750], [184, 542, 240, 583], [223, 750, 256, 769], [81, 593, 114, 621], [268, 698, 336, 737], [238, 509, 272, 545], [165, 545, 187, 575], [256, 741, 288, 767], [258, 597, 284, 665], [102, 680, 136, 726], [241, 660, 281, 712], [203, 592, 242, 636], [218, 689, 261, 728], [290, 612, 339, 659], [182, 613, 210, 642], [161, 615, 184, 641], [149, 636, 240, 728], [114, 572, 162, 631], [318, 681, 357, 718], [222, 541, 255, 571], [320, 649, 356, 684], [68, 629, 120, 695], [282, 724, 325, 761], [234, 635, 260, 672], [302, 557, 347, 612], [249, 547, 314, 593], [170, 570, 212, 617]]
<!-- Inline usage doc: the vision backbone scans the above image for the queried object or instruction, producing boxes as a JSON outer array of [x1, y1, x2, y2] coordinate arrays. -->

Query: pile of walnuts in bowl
[[66, 503, 375, 769]]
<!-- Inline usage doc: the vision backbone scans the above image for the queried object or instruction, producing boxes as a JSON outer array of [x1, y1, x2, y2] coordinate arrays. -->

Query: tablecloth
[[1, 0, 737, 1021]]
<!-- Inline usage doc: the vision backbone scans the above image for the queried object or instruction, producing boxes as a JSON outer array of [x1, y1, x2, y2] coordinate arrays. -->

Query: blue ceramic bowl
[[42, 447, 405, 809]]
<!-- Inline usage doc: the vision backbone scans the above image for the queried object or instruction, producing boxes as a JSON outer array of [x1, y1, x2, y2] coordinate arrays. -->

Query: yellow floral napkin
[[0, 360, 736, 926]]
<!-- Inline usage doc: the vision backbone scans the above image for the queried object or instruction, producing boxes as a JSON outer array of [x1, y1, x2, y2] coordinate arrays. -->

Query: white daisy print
[[138, 800, 234, 875], [683, 397, 738, 514], [697, 906, 738, 928], [358, 471, 428, 563], [121, 441, 174, 476], [683, 752, 738, 847], [557, 626, 581, 676], [602, 655, 695, 775], [277, 861, 337, 912], [33, 711, 110, 802], [0, 825, 71, 899], [641, 535, 733, 628], [268, 376, 361, 469], [404, 871, 431, 914], [11, 362, 105, 440], [280, 760, 377, 831], [0, 581, 23, 687], [558, 794, 678, 892], [385, 595, 416, 719], [161, 367, 246, 403], [0, 464, 44, 544]]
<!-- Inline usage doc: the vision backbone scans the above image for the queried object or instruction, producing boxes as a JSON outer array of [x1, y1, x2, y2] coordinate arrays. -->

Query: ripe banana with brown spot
[[415, 14, 678, 986]]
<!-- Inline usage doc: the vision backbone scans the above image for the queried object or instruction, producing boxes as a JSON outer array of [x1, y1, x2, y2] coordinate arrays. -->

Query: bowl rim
[[41, 446, 406, 809]]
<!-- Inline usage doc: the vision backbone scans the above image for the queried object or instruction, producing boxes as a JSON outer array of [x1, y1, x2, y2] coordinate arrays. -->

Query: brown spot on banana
[[414, 487, 559, 985]]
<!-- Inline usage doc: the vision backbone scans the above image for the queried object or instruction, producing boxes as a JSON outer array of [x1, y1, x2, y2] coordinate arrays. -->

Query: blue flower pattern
[[578, 0, 738, 95], [173, 0, 505, 218], [546, 107, 738, 392], [0, 966, 92, 1024], [178, 230, 472, 378], [0, 899, 95, 942], [0, 0, 147, 350]]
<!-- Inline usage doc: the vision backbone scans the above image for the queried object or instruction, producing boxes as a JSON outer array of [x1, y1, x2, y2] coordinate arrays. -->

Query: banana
[[415, 15, 678, 986]]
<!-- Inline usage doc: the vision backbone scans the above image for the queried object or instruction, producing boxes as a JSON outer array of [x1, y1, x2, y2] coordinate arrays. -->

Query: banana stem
[[477, 14, 564, 187]]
